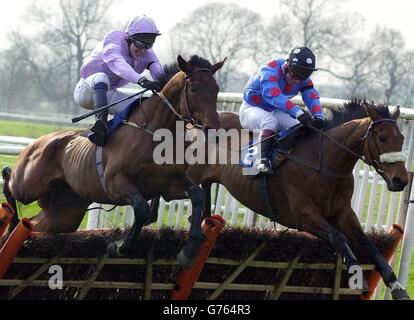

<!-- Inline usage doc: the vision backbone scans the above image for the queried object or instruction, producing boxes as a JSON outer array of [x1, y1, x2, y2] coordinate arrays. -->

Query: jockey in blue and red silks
[[74, 15, 165, 147], [240, 47, 326, 175]]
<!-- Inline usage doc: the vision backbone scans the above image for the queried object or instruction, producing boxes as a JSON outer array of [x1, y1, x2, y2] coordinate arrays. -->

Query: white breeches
[[239, 101, 299, 132], [73, 72, 138, 114]]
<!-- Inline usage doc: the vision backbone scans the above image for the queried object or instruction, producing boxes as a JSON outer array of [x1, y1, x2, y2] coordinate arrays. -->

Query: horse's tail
[[2, 167, 20, 231]]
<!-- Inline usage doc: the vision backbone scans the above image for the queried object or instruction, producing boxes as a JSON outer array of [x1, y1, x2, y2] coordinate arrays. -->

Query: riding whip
[[71, 88, 151, 123]]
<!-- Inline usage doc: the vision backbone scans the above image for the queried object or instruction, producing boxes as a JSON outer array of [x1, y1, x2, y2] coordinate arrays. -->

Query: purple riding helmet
[[126, 15, 162, 49]]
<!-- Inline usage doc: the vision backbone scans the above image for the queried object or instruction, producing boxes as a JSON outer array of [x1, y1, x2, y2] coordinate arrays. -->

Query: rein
[[280, 119, 398, 178], [260, 118, 400, 224], [123, 68, 212, 133]]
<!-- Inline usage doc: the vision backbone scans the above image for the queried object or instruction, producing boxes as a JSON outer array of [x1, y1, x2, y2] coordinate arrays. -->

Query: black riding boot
[[255, 129, 275, 176], [90, 82, 109, 147]]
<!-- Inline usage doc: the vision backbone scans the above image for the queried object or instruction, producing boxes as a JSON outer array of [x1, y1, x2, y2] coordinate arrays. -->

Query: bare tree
[[318, 36, 382, 98], [251, 18, 295, 65], [371, 27, 413, 104], [254, 0, 363, 64], [395, 71, 414, 107], [279, 0, 363, 57], [169, 2, 262, 90], [30, 0, 113, 76], [0, 47, 35, 112]]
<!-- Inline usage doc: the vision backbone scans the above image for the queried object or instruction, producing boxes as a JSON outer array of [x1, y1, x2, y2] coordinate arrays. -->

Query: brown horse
[[2, 55, 225, 267], [186, 100, 410, 299]]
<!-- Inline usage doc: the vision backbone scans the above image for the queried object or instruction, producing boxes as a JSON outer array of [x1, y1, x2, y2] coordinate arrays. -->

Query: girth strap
[[279, 149, 351, 178], [96, 146, 106, 192], [259, 176, 278, 222]]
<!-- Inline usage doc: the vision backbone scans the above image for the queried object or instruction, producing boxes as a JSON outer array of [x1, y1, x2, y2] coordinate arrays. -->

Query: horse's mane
[[158, 55, 213, 89], [325, 99, 392, 130]]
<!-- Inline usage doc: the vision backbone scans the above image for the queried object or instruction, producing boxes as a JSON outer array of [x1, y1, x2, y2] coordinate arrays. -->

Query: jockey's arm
[[146, 51, 165, 80], [102, 36, 141, 84], [260, 65, 303, 119], [301, 80, 324, 119]]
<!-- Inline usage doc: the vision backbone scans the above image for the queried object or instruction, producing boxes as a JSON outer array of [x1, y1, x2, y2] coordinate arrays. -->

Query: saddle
[[240, 124, 304, 173], [86, 97, 149, 145], [271, 124, 303, 168]]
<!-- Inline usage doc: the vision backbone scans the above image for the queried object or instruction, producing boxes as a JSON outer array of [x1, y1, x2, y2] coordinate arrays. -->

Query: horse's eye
[[378, 135, 387, 143]]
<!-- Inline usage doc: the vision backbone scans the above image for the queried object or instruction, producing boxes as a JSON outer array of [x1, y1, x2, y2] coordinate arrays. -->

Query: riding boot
[[90, 82, 109, 147], [255, 129, 275, 176]]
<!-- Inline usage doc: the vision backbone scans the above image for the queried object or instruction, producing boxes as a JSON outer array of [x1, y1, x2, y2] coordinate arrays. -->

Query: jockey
[[240, 47, 325, 175], [74, 15, 165, 147]]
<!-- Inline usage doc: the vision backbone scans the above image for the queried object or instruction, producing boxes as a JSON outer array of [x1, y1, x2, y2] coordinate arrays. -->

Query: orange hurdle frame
[[171, 214, 226, 300], [0, 203, 15, 238], [0, 218, 32, 279], [360, 224, 404, 300]]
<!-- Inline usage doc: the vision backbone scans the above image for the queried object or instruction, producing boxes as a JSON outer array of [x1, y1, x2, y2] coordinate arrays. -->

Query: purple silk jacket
[[80, 30, 164, 90]]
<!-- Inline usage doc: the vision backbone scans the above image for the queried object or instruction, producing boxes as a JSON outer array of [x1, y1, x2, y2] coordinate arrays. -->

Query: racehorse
[[185, 100, 410, 299], [2, 55, 225, 267]]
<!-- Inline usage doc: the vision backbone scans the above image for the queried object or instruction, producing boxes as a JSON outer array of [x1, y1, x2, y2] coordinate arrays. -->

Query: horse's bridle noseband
[[360, 118, 401, 174]]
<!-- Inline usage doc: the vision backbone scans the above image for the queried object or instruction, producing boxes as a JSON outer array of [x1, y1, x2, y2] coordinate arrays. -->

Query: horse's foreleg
[[177, 183, 205, 268], [105, 174, 151, 255], [334, 210, 410, 300], [201, 182, 212, 219], [298, 208, 369, 296], [2, 167, 20, 231], [300, 211, 360, 270], [32, 185, 90, 233], [144, 196, 160, 226]]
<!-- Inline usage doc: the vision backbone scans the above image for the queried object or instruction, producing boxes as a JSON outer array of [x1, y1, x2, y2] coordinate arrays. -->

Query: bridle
[[260, 118, 404, 227], [155, 68, 213, 129], [123, 67, 214, 134], [280, 118, 405, 178], [360, 119, 405, 174]]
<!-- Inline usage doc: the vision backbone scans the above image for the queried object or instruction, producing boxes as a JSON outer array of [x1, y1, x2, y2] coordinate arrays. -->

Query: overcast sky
[[0, 0, 413, 50]]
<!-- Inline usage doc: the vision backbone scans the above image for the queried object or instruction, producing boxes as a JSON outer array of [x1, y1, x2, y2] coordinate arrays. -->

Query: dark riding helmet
[[286, 47, 318, 80], [126, 15, 161, 48]]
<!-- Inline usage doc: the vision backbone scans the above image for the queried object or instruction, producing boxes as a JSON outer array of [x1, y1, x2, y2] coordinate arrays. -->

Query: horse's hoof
[[177, 249, 196, 268], [2, 166, 11, 179], [107, 241, 122, 257], [391, 288, 410, 300]]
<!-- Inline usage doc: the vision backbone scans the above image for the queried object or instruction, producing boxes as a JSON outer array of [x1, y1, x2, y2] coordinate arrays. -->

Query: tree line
[[0, 0, 413, 116]]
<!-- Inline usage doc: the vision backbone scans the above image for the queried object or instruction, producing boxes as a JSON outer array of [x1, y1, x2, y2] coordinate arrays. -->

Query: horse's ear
[[177, 55, 191, 75], [392, 105, 400, 120], [210, 57, 226, 75], [363, 102, 382, 121]]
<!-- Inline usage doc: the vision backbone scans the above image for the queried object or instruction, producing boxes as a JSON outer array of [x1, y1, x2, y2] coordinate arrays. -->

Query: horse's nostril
[[392, 177, 401, 185]]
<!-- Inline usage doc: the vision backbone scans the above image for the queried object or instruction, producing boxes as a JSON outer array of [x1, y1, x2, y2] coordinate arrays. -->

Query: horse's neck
[[325, 118, 371, 172], [130, 83, 183, 132]]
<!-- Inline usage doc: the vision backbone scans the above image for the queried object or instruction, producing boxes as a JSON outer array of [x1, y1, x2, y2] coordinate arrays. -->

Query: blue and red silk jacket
[[243, 58, 324, 119]]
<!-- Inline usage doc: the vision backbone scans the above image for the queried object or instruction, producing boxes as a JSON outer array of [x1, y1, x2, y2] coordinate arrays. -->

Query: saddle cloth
[[240, 124, 302, 172], [88, 98, 141, 145]]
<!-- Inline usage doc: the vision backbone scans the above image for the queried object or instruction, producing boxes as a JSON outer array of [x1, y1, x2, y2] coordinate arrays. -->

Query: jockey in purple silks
[[240, 47, 325, 176], [74, 15, 165, 147]]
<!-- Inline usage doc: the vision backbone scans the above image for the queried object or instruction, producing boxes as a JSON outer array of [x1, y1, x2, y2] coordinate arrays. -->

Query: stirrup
[[91, 120, 108, 147], [91, 119, 108, 135], [255, 158, 274, 175]]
